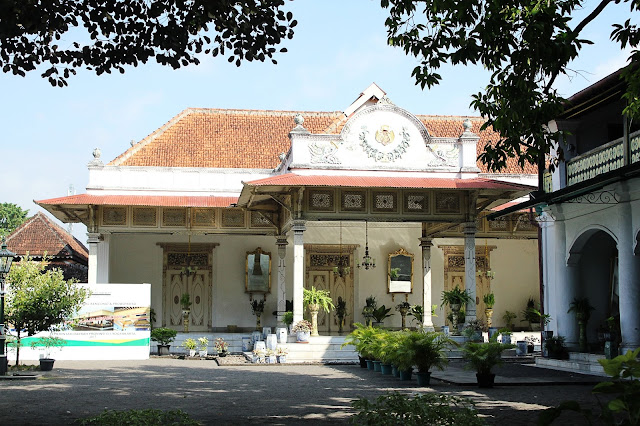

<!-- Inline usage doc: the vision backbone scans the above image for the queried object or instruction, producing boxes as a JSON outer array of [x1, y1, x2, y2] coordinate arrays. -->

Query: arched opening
[[569, 229, 618, 352]]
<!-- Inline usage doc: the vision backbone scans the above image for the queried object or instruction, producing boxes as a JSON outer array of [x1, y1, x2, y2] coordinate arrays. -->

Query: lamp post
[[0, 237, 16, 375]]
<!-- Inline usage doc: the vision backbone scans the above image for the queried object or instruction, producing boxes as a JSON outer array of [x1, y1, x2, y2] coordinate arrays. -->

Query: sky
[[0, 0, 636, 244]]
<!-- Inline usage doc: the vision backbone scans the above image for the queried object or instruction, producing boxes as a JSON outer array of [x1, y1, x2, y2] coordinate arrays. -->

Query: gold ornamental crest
[[375, 125, 395, 146]]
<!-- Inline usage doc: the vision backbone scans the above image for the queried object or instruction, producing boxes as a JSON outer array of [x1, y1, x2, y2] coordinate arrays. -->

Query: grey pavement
[[0, 357, 608, 425]]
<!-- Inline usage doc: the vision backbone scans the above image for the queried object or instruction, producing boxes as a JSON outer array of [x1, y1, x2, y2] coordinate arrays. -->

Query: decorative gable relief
[[289, 102, 474, 172]]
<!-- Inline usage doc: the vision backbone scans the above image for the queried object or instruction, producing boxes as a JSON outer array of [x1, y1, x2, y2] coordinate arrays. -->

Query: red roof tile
[[110, 109, 344, 169], [245, 173, 534, 191], [36, 194, 238, 208], [6, 212, 88, 262]]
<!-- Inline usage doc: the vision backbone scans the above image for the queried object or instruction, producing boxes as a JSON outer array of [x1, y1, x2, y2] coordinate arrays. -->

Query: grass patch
[[76, 409, 200, 425]]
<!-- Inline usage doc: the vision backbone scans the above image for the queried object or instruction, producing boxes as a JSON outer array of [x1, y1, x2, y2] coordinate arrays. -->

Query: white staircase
[[283, 335, 359, 364]]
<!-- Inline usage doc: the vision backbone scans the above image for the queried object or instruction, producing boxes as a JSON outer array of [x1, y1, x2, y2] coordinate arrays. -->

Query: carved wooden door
[[305, 245, 355, 333]]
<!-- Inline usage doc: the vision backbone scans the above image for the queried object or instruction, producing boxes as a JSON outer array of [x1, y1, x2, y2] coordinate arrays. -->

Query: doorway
[[305, 244, 356, 333]]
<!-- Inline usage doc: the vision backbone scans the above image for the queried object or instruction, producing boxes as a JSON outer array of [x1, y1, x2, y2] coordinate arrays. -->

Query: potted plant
[[362, 296, 377, 326], [397, 330, 454, 386], [283, 311, 294, 332], [265, 348, 277, 364], [341, 323, 381, 367], [371, 305, 393, 327], [214, 337, 229, 357], [568, 297, 596, 352], [292, 320, 312, 342], [396, 302, 411, 329], [275, 345, 288, 363], [303, 286, 335, 336], [198, 337, 209, 357], [180, 293, 192, 332], [182, 338, 197, 357], [521, 297, 543, 331], [151, 327, 177, 355], [252, 347, 266, 363], [335, 297, 347, 334], [30, 336, 67, 371], [502, 310, 517, 331], [250, 299, 265, 330], [545, 335, 569, 359], [483, 293, 495, 328], [446, 308, 466, 334], [462, 319, 485, 342], [441, 286, 473, 334], [498, 328, 512, 345], [408, 304, 424, 327], [462, 336, 515, 388]]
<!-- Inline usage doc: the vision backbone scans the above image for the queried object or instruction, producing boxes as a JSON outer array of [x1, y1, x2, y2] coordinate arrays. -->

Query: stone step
[[569, 352, 607, 363], [536, 357, 607, 376]]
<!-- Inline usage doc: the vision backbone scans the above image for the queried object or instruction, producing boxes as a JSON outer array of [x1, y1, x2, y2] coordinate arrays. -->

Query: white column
[[275, 235, 288, 326], [464, 222, 477, 322], [97, 234, 110, 284], [292, 221, 306, 325], [419, 237, 435, 330], [554, 206, 579, 349], [87, 233, 100, 285], [618, 188, 640, 353]]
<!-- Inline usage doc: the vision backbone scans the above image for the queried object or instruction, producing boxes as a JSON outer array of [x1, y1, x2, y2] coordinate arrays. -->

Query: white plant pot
[[189, 349, 196, 357], [199, 350, 208, 357], [278, 355, 287, 364]]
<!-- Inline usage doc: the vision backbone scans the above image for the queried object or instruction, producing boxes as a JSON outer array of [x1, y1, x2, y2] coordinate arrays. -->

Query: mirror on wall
[[388, 248, 413, 294], [246, 247, 271, 294]]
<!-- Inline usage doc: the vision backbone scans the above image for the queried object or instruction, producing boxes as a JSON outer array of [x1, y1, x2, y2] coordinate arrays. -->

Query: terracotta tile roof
[[36, 194, 238, 208], [245, 173, 534, 191], [108, 108, 536, 175], [6, 212, 88, 263], [110, 108, 344, 169]]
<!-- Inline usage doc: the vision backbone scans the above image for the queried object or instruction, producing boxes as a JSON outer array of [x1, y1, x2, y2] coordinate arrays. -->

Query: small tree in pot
[[151, 327, 177, 355], [30, 336, 67, 371]]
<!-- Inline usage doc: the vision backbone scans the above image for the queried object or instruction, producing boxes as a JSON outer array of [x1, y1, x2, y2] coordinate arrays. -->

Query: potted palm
[[462, 336, 515, 388], [568, 297, 596, 352], [502, 310, 517, 330], [397, 330, 454, 386], [151, 327, 177, 355], [30, 336, 67, 371], [341, 323, 381, 368], [182, 338, 197, 357], [442, 286, 473, 334], [303, 286, 335, 336], [371, 305, 393, 327]]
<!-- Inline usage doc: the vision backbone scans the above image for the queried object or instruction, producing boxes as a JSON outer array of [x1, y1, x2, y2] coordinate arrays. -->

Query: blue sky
[[0, 0, 635, 243]]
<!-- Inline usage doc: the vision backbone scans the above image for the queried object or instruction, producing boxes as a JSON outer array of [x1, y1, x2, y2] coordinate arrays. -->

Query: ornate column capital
[[292, 220, 306, 233], [86, 232, 102, 244], [419, 237, 433, 248]]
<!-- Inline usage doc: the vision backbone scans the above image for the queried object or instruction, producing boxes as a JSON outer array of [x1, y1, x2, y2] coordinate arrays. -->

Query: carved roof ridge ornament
[[340, 103, 431, 142], [377, 95, 394, 106], [290, 113, 310, 134], [460, 118, 478, 138], [88, 147, 104, 167]]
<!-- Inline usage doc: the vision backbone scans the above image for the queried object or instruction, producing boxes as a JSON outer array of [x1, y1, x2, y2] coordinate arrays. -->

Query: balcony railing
[[631, 130, 640, 164], [566, 137, 626, 186]]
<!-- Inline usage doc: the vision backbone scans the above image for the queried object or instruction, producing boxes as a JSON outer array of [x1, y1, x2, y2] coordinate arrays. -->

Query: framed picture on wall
[[245, 247, 271, 294], [388, 248, 413, 294]]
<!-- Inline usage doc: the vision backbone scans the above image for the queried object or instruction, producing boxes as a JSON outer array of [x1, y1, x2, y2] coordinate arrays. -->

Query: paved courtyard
[[0, 358, 607, 425]]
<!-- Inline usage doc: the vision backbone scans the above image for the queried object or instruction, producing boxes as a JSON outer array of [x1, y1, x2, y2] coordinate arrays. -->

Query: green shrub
[[77, 409, 200, 425], [150, 327, 177, 346], [350, 392, 484, 425]]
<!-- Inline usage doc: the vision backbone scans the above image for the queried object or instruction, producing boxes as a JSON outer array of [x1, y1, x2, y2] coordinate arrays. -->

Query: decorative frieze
[[132, 207, 157, 227], [341, 191, 366, 212], [102, 207, 127, 226], [308, 190, 335, 212], [435, 192, 461, 214], [373, 191, 397, 213], [405, 192, 429, 213], [192, 208, 215, 227], [162, 208, 187, 227], [221, 208, 246, 228]]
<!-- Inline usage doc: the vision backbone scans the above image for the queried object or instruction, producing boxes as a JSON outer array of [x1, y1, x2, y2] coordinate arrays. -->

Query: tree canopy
[[0, 202, 28, 237], [382, 0, 640, 172], [0, 0, 296, 86], [5, 258, 89, 365]]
